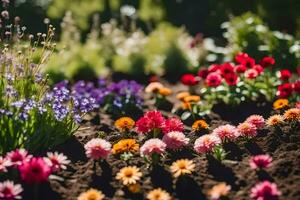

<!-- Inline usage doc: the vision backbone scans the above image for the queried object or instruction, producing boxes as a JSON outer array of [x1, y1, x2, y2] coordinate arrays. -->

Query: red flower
[[197, 68, 209, 79], [180, 74, 198, 86], [208, 64, 220, 73], [206, 72, 222, 87], [252, 65, 264, 74], [162, 117, 184, 134], [293, 81, 300, 93], [136, 111, 165, 134], [224, 73, 238, 86], [149, 75, 159, 83], [277, 83, 293, 98], [235, 64, 247, 73], [278, 69, 292, 80], [235, 52, 249, 64], [220, 63, 234, 77], [260, 56, 275, 68], [18, 157, 51, 184], [297, 67, 300, 75]]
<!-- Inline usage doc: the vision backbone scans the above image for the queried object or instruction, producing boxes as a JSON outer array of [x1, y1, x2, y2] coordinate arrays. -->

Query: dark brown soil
[[21, 84, 300, 200]]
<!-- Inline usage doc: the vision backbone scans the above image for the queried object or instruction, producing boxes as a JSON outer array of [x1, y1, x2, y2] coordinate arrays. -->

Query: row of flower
[[2, 104, 298, 199]]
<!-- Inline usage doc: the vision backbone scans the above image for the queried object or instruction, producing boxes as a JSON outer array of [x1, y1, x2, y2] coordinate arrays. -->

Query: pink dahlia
[[162, 117, 184, 134], [246, 115, 265, 129], [206, 72, 222, 87], [238, 122, 258, 138], [245, 69, 259, 79], [140, 138, 166, 156], [249, 154, 272, 170], [84, 138, 111, 160], [212, 124, 240, 141], [6, 149, 32, 167], [235, 64, 247, 73], [250, 181, 281, 200], [44, 152, 70, 172], [194, 134, 221, 154], [0, 156, 11, 173], [162, 131, 190, 150], [18, 157, 51, 184], [0, 180, 23, 199], [136, 111, 165, 134]]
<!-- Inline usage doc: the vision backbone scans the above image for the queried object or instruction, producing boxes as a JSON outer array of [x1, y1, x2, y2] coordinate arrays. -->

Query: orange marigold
[[114, 117, 135, 132], [283, 108, 300, 121], [183, 95, 201, 103], [112, 139, 139, 154], [273, 99, 289, 110], [176, 91, 190, 101], [192, 120, 209, 131], [208, 183, 231, 200], [158, 87, 172, 96]]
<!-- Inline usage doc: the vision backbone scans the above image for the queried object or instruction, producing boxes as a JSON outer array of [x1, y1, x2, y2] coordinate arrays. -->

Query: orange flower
[[114, 117, 135, 132], [170, 159, 195, 178], [112, 139, 139, 154], [283, 108, 300, 121], [176, 91, 190, 101], [77, 188, 105, 200], [266, 115, 284, 127], [183, 95, 201, 103], [146, 188, 172, 200], [127, 183, 141, 193], [192, 120, 209, 131], [208, 183, 231, 200], [158, 87, 172, 96], [116, 166, 142, 186], [273, 99, 289, 110]]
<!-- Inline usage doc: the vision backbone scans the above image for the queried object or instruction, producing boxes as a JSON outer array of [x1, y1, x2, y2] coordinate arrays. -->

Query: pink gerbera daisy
[[162, 131, 190, 150], [246, 115, 265, 129], [238, 122, 258, 138], [84, 138, 111, 160], [6, 149, 32, 167], [44, 152, 70, 172], [0, 180, 23, 199], [212, 124, 240, 141], [140, 138, 166, 156], [194, 134, 221, 154], [250, 181, 281, 200], [18, 157, 51, 184], [249, 154, 272, 170]]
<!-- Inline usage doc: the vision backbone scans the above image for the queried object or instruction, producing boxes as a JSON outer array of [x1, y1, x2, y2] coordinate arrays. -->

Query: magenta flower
[[246, 115, 265, 129], [84, 138, 111, 160], [136, 111, 165, 134], [140, 138, 166, 156], [249, 154, 272, 170], [18, 157, 51, 184], [6, 149, 32, 167], [194, 134, 221, 154], [162, 131, 189, 150], [212, 124, 240, 141], [0, 157, 11, 173], [238, 122, 258, 138], [206, 72, 222, 87], [44, 152, 70, 172], [162, 117, 184, 134], [250, 181, 281, 200], [0, 180, 23, 199]]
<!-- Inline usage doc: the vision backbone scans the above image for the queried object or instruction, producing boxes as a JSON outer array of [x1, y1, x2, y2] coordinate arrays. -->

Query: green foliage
[[222, 13, 300, 70]]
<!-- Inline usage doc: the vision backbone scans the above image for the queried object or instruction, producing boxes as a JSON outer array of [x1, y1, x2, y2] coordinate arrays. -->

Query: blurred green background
[[9, 0, 300, 82]]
